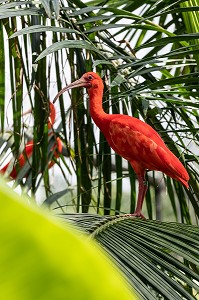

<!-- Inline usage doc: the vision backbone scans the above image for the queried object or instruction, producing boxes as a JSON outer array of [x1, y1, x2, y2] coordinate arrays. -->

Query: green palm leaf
[[61, 213, 199, 300]]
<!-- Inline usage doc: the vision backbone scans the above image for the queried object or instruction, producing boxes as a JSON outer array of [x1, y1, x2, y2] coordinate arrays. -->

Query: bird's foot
[[124, 212, 146, 220]]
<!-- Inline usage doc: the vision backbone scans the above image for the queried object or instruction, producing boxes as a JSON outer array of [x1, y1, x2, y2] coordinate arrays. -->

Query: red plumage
[[53, 72, 189, 218], [0, 102, 62, 180], [107, 115, 189, 188]]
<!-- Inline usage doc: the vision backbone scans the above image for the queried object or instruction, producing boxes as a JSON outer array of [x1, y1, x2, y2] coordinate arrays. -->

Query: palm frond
[[61, 213, 199, 300]]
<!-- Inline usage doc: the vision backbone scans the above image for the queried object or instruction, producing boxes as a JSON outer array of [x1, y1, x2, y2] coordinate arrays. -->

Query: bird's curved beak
[[53, 77, 91, 104]]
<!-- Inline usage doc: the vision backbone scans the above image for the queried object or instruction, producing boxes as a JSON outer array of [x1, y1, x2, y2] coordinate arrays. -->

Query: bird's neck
[[87, 87, 109, 131]]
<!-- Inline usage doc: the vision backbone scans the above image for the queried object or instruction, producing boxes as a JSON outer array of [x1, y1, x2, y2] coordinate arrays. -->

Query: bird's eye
[[87, 74, 93, 81]]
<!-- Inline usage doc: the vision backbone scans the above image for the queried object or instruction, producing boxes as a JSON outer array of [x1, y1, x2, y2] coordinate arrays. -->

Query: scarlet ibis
[[53, 72, 189, 218], [48, 101, 56, 129], [0, 140, 34, 179], [0, 102, 63, 180]]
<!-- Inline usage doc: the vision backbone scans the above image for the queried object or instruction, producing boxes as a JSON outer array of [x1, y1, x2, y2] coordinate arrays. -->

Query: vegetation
[[0, 0, 199, 299], [0, 178, 135, 300]]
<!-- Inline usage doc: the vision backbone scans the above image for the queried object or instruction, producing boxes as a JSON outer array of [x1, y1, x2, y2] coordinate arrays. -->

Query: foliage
[[62, 213, 199, 300], [0, 0, 199, 222], [0, 1, 199, 299], [0, 177, 135, 300]]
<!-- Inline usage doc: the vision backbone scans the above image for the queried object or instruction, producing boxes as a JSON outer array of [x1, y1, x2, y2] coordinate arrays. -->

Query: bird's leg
[[125, 173, 147, 219], [133, 174, 148, 218]]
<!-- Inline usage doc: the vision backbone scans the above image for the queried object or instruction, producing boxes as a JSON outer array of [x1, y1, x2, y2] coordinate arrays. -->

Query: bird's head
[[53, 72, 103, 103]]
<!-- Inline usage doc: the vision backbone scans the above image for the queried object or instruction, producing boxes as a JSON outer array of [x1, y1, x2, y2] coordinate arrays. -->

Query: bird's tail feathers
[[176, 176, 189, 189]]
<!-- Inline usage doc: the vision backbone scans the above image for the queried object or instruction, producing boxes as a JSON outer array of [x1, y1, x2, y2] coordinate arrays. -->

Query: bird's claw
[[124, 212, 146, 220]]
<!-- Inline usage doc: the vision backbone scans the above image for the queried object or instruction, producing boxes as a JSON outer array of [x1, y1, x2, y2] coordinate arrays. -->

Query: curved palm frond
[[61, 213, 199, 300]]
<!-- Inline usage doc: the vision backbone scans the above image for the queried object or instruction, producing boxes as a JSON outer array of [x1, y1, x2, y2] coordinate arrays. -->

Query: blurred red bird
[[53, 72, 189, 218], [0, 102, 62, 180]]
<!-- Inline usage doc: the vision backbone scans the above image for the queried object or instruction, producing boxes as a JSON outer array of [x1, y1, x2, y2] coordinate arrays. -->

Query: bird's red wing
[[107, 116, 189, 187], [108, 117, 166, 167], [107, 115, 166, 158]]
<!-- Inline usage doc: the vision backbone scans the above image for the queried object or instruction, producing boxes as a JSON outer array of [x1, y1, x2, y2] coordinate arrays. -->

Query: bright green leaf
[[0, 178, 136, 300]]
